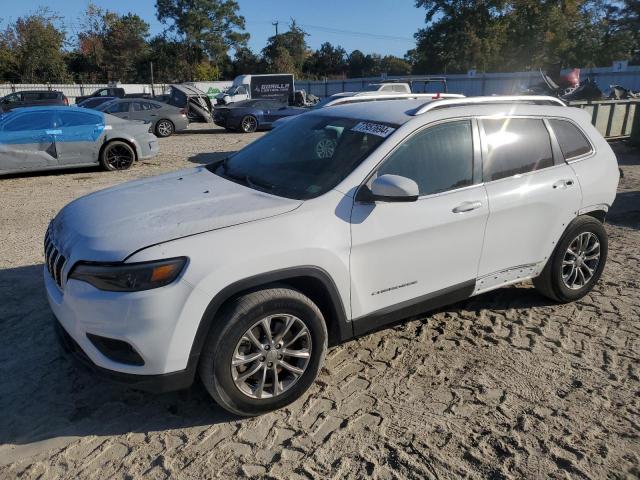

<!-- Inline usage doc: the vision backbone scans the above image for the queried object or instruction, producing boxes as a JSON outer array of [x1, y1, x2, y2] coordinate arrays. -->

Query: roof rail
[[326, 93, 465, 107], [412, 95, 566, 115]]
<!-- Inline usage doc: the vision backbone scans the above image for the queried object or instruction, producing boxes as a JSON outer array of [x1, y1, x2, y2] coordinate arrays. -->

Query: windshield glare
[[209, 114, 397, 200]]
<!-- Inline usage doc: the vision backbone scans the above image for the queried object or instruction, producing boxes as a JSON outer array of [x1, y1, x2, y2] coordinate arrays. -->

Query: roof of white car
[[312, 98, 434, 124], [310, 96, 568, 125]]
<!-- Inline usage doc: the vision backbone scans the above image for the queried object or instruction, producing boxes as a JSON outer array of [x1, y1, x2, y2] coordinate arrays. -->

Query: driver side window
[[378, 120, 474, 196]]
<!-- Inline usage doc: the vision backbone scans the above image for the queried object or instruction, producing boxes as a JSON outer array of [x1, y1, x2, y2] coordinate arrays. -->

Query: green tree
[[347, 50, 383, 77], [305, 42, 347, 78], [194, 61, 220, 80], [232, 46, 264, 76], [380, 55, 412, 75], [155, 0, 248, 78], [410, 0, 640, 73], [3, 8, 69, 82], [262, 20, 309, 75], [412, 0, 507, 73], [145, 35, 192, 83], [72, 4, 149, 82], [0, 23, 17, 82], [102, 13, 150, 81]]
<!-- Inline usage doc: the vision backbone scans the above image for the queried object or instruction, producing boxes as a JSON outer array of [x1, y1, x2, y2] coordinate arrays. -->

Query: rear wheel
[[533, 216, 608, 302], [240, 115, 258, 133], [198, 287, 327, 416], [100, 141, 135, 171], [155, 119, 174, 137]]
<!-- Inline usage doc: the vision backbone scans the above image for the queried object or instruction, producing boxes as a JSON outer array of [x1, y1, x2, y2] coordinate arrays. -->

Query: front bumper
[[138, 133, 160, 159], [54, 316, 196, 393], [45, 264, 196, 377]]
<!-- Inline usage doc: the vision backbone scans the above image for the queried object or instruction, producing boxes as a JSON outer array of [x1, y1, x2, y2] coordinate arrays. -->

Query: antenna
[[272, 21, 279, 36]]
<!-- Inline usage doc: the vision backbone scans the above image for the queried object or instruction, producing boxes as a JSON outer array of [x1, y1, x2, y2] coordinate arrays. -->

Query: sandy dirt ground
[[0, 124, 638, 479]]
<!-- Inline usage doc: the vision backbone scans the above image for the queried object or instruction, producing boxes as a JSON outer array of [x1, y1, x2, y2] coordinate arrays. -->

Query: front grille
[[44, 229, 67, 288]]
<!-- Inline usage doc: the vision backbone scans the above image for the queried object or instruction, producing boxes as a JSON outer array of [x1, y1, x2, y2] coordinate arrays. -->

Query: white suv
[[46, 96, 619, 416]]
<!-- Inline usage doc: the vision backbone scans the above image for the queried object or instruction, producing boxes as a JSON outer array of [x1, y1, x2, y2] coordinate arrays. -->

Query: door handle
[[553, 179, 574, 189], [452, 201, 483, 213]]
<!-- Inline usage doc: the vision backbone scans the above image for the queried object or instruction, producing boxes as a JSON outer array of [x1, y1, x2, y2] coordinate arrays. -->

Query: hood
[[50, 167, 301, 262]]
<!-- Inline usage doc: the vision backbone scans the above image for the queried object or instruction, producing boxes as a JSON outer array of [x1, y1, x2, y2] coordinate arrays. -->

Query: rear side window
[[105, 102, 130, 113], [3, 112, 54, 131], [378, 120, 474, 196], [57, 111, 100, 127], [549, 119, 592, 160], [482, 118, 554, 181], [38, 92, 59, 100]]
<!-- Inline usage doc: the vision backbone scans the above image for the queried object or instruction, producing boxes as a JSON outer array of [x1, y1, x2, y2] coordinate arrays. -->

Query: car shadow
[[0, 262, 561, 447], [175, 127, 229, 135], [608, 190, 640, 230], [0, 165, 103, 180], [611, 140, 640, 167], [0, 264, 239, 447]]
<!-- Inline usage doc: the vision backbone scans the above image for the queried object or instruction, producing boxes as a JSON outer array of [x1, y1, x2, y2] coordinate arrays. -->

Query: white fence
[[0, 83, 167, 104], [1, 66, 639, 102]]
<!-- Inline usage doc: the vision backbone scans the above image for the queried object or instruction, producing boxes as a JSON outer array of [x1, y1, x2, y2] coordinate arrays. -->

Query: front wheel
[[100, 141, 135, 171], [533, 216, 608, 302], [198, 287, 327, 416]]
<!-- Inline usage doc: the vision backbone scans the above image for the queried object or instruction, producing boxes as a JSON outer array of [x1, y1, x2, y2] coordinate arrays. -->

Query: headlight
[[69, 257, 187, 292]]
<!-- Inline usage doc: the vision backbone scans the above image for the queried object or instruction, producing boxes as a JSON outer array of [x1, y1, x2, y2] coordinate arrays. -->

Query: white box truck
[[216, 74, 295, 105]]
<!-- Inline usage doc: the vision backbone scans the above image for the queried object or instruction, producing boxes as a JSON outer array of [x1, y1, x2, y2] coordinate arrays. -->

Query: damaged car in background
[[162, 84, 214, 123], [0, 106, 158, 176]]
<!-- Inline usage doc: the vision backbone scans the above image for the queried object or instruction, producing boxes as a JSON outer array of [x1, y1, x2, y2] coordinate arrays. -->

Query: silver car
[[0, 107, 158, 176], [97, 98, 189, 137]]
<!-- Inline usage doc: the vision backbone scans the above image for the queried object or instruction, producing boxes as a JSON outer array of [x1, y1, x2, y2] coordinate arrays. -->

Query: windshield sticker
[[351, 122, 395, 138]]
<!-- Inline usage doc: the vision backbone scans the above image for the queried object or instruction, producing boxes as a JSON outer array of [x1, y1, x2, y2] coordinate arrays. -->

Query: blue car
[[213, 99, 307, 133], [0, 106, 159, 176]]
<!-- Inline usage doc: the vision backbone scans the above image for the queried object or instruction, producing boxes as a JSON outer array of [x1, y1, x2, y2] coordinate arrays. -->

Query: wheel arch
[[583, 209, 607, 224], [155, 118, 175, 135], [189, 266, 352, 365], [100, 137, 139, 162]]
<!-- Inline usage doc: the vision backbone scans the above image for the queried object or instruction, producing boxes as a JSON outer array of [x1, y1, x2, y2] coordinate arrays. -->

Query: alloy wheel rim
[[242, 116, 257, 132], [315, 138, 336, 159], [158, 121, 172, 136], [562, 231, 601, 290], [231, 314, 312, 399], [106, 145, 134, 170]]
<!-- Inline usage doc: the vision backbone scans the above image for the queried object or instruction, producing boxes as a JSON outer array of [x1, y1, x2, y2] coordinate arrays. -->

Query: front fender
[[126, 191, 353, 371]]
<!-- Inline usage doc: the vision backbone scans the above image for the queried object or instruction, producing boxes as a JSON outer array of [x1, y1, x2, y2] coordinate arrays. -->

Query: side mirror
[[359, 174, 419, 202]]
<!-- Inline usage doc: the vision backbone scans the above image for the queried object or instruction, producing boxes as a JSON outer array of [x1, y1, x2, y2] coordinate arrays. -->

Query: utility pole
[[272, 20, 279, 36], [150, 61, 155, 96]]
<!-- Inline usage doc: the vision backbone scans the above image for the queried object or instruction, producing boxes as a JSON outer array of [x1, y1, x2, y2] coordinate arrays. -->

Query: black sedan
[[213, 99, 306, 133]]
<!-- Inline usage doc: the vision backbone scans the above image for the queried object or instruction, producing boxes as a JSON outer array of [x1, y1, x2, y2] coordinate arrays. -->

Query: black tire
[[99, 140, 135, 171], [533, 216, 608, 302], [155, 119, 174, 137], [240, 115, 258, 133], [198, 287, 327, 416]]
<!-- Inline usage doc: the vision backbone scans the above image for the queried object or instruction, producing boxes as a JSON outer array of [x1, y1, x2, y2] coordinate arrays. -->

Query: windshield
[[363, 84, 382, 91], [208, 114, 397, 200]]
